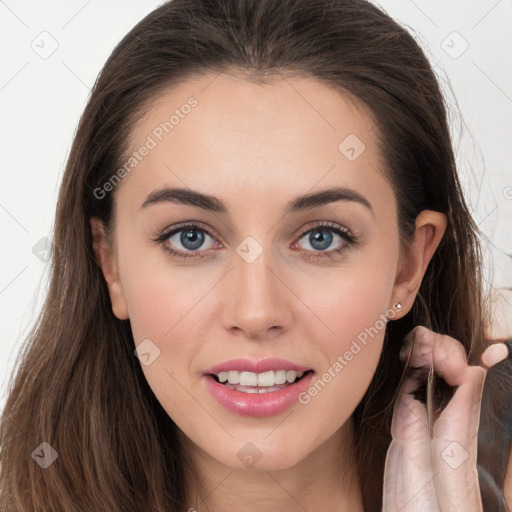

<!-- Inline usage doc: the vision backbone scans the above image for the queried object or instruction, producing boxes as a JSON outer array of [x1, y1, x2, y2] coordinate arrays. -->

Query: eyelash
[[153, 221, 359, 261]]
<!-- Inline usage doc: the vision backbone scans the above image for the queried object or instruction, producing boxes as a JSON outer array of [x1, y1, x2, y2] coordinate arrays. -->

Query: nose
[[221, 246, 293, 340]]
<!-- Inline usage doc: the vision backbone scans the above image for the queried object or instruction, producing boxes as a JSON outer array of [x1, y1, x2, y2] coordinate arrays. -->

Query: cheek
[[118, 236, 204, 342], [123, 275, 176, 343], [123, 265, 207, 416], [294, 239, 398, 406], [303, 248, 397, 349], [120, 253, 216, 400], [294, 274, 392, 437], [305, 277, 389, 384]]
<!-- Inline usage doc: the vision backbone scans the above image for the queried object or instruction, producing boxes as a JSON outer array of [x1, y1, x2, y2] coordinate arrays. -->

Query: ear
[[390, 210, 447, 317], [90, 217, 129, 320]]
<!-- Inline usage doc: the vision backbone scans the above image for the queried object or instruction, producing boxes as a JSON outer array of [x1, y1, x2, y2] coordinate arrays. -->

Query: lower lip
[[203, 372, 315, 417]]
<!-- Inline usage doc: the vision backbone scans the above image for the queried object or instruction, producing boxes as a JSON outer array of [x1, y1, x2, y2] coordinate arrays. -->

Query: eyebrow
[[139, 186, 373, 216]]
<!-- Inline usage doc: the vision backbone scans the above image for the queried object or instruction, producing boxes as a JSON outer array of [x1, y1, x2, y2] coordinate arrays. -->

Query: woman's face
[[100, 72, 406, 472]]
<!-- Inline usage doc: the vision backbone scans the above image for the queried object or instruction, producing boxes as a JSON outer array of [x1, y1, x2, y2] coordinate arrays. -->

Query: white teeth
[[239, 371, 258, 386], [225, 383, 287, 394], [286, 370, 297, 383], [240, 387, 258, 393], [215, 369, 307, 387], [227, 371, 239, 384], [274, 370, 287, 385], [257, 371, 274, 387]]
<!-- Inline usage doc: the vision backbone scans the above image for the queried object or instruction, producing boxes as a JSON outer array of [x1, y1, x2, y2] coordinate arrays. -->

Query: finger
[[383, 429, 440, 512], [385, 328, 441, 509], [400, 327, 486, 510], [480, 342, 509, 370], [402, 327, 486, 463], [431, 364, 486, 511], [390, 384, 430, 440], [394, 327, 437, 435], [400, 326, 469, 388], [386, 382, 439, 510]]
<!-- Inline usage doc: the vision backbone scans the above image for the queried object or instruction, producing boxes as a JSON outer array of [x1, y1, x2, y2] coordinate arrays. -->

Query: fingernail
[[481, 343, 509, 368]]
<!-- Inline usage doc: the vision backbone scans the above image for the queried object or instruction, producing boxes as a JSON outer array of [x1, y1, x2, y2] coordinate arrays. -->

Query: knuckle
[[413, 325, 431, 347]]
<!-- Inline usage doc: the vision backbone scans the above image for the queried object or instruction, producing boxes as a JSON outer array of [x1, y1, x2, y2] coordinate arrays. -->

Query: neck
[[181, 417, 364, 512]]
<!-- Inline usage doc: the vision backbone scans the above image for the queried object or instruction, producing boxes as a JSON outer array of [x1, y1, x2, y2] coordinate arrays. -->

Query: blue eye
[[170, 227, 210, 251], [294, 222, 358, 260], [154, 223, 219, 260], [153, 221, 358, 261]]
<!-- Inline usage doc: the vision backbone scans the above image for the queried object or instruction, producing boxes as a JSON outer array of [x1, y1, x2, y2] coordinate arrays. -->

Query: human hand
[[382, 326, 510, 511]]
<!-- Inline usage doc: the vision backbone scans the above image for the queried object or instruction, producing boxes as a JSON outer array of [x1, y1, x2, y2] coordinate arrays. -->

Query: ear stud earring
[[386, 301, 403, 321]]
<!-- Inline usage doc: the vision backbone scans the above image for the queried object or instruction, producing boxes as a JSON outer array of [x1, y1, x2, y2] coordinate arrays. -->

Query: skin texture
[[92, 73, 449, 511]]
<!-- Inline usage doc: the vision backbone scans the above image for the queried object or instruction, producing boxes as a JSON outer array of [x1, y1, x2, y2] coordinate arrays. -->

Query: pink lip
[[204, 357, 312, 375], [203, 370, 316, 417]]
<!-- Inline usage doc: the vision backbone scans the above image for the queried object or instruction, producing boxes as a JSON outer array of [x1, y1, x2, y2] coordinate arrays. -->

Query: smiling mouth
[[209, 369, 314, 394]]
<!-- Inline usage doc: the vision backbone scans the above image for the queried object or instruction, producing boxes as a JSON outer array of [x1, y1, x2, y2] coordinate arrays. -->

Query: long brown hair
[[1, 0, 509, 510]]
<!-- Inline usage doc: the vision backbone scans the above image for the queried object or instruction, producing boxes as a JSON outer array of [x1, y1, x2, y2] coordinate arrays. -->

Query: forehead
[[117, 72, 392, 216]]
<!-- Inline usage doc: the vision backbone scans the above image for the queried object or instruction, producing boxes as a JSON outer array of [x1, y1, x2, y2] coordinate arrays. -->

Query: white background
[[1, 0, 511, 415]]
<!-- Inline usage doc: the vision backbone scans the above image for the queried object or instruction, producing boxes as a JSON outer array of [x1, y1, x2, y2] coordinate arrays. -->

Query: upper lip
[[204, 358, 313, 375]]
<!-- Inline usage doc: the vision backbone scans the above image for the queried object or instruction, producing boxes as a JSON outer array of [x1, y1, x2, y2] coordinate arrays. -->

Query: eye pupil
[[181, 229, 204, 250], [310, 229, 332, 250]]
